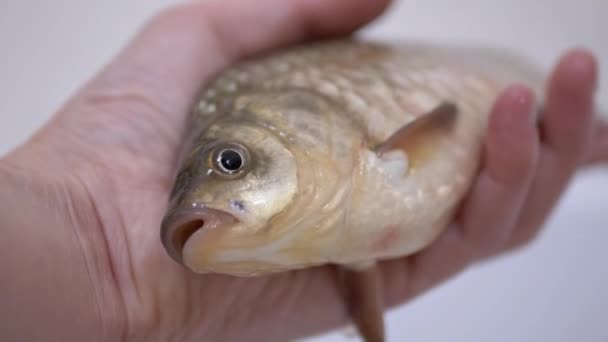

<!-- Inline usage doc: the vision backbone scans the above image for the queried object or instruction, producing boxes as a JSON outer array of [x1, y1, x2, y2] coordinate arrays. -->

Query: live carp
[[160, 39, 546, 342]]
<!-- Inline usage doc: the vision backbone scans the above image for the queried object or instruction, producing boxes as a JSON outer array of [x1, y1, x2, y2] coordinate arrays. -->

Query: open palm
[[2, 1, 607, 341]]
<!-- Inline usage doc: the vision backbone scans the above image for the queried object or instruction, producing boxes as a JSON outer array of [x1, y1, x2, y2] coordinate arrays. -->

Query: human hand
[[1, 0, 606, 341]]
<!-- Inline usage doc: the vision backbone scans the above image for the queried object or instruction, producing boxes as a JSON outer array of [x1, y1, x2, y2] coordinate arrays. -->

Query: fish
[[160, 39, 546, 342]]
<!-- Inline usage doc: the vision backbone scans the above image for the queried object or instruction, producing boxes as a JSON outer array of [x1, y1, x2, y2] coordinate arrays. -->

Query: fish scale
[[202, 41, 503, 146]]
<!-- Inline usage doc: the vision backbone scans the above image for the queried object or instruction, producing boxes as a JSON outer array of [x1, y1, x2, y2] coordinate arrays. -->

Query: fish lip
[[160, 206, 238, 266]]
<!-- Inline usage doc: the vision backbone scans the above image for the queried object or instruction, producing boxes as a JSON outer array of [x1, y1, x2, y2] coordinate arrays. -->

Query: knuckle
[[487, 127, 540, 186], [488, 148, 538, 186]]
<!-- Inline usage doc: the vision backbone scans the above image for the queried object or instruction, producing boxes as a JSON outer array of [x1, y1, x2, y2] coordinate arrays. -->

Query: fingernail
[[505, 84, 537, 124]]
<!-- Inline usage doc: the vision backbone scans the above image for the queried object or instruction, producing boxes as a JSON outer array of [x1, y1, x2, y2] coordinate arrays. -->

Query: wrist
[[0, 161, 125, 341]]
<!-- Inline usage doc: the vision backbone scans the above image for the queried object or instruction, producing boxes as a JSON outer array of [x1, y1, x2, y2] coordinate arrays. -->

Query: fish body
[[162, 39, 542, 275], [160, 38, 546, 342]]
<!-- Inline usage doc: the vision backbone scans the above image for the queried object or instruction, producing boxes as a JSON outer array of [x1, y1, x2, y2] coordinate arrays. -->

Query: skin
[[0, 0, 606, 341]]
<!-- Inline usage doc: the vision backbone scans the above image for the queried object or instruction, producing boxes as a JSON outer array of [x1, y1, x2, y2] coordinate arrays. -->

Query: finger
[[20, 0, 391, 163], [507, 48, 598, 249], [538, 49, 598, 163], [380, 85, 539, 304], [582, 118, 608, 165], [459, 85, 539, 255]]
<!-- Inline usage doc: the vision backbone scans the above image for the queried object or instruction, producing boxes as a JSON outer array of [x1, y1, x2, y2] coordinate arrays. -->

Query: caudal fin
[[447, 43, 547, 94]]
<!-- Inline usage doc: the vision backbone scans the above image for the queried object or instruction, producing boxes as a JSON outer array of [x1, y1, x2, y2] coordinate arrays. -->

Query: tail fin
[[444, 43, 547, 94]]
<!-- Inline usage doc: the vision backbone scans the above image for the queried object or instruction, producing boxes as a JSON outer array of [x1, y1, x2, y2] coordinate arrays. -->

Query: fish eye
[[210, 142, 250, 178], [218, 149, 243, 172]]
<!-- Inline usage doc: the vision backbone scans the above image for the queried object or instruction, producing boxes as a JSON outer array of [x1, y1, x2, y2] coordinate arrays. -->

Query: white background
[[1, 1, 607, 341]]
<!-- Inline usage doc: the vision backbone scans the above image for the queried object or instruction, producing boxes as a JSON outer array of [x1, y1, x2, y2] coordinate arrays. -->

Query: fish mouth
[[161, 207, 238, 268]]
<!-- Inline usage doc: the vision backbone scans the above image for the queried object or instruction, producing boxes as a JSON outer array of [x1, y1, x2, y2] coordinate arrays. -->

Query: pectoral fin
[[375, 102, 458, 171], [341, 263, 385, 342]]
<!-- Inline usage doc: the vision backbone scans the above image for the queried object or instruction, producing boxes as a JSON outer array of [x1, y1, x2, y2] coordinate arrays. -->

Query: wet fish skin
[[161, 38, 541, 275]]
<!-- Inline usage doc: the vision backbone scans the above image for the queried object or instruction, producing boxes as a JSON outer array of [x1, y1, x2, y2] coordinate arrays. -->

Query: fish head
[[161, 89, 360, 276]]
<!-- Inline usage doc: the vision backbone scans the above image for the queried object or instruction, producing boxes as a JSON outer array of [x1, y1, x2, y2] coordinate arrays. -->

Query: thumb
[[5, 0, 391, 169]]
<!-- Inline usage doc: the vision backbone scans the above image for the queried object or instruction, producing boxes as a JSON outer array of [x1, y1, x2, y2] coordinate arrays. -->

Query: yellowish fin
[[375, 102, 459, 172], [341, 262, 385, 342]]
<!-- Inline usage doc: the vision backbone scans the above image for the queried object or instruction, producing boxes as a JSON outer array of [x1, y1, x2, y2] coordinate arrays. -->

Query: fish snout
[[161, 207, 237, 268]]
